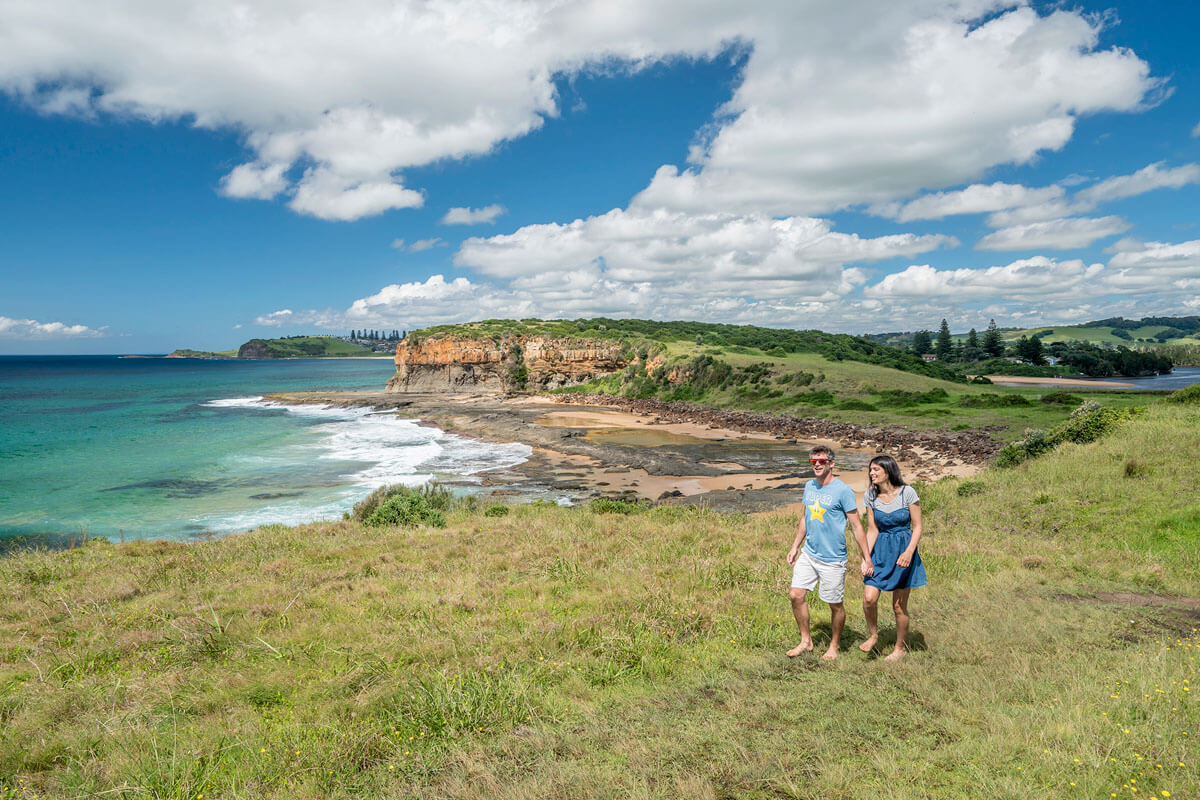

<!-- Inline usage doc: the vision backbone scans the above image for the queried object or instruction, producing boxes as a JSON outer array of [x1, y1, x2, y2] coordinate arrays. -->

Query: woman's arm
[[897, 498, 922, 568], [865, 505, 878, 555]]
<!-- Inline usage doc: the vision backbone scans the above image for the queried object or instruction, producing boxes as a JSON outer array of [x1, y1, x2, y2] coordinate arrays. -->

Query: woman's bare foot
[[786, 640, 814, 657], [858, 634, 878, 653], [821, 645, 839, 661], [884, 648, 906, 662]]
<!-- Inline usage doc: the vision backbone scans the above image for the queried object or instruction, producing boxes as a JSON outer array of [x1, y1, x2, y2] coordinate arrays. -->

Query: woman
[[859, 455, 926, 661]]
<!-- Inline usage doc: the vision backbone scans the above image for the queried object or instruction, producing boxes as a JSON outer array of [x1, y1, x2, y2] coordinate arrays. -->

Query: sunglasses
[[809, 457, 831, 465]]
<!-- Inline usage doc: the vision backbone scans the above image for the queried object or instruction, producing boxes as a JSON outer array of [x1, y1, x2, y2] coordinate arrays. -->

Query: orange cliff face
[[384, 335, 630, 393]]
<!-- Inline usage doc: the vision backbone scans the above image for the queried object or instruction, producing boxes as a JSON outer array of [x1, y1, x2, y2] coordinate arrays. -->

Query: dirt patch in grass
[[1061, 591, 1200, 637]]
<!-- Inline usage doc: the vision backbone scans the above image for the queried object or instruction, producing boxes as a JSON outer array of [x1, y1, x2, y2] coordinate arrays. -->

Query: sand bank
[[984, 375, 1134, 388]]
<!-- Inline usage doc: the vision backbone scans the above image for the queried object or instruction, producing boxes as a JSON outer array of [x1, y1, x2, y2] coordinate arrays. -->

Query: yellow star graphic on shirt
[[807, 501, 827, 522]]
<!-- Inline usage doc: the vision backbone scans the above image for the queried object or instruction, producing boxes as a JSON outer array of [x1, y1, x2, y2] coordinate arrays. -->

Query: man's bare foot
[[858, 635, 878, 653], [884, 648, 906, 662], [786, 640, 814, 657], [821, 646, 839, 661]]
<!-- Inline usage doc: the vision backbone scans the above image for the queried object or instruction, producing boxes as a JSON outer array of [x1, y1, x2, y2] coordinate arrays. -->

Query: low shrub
[[483, 504, 510, 517], [875, 388, 949, 407], [794, 390, 835, 404], [589, 498, 643, 515], [1039, 391, 1082, 406], [1163, 382, 1200, 404], [1053, 401, 1141, 446], [995, 402, 1142, 467], [995, 429, 1054, 468], [956, 480, 986, 497], [958, 393, 1032, 408], [837, 399, 878, 411], [351, 484, 405, 522], [364, 490, 447, 528]]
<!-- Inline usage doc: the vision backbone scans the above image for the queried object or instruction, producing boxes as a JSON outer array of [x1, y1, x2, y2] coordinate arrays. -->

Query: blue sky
[[1, 0, 1198, 354]]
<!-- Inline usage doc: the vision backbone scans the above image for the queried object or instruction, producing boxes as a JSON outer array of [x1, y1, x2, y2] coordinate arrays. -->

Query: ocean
[[0, 356, 531, 546]]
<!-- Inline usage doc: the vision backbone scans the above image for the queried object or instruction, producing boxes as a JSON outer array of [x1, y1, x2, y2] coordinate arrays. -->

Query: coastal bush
[[351, 484, 404, 522], [837, 399, 877, 411], [995, 401, 1142, 467], [1053, 401, 1141, 446], [419, 483, 454, 511], [958, 392, 1032, 408], [956, 480, 986, 497], [588, 497, 642, 515], [875, 388, 949, 406], [1163, 382, 1200, 404], [484, 504, 510, 517], [364, 490, 447, 528], [996, 429, 1055, 468], [1039, 391, 1082, 406]]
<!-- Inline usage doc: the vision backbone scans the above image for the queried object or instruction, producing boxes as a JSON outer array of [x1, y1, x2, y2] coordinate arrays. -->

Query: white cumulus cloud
[[408, 238, 444, 252], [1105, 239, 1200, 294], [441, 204, 506, 225], [977, 216, 1132, 251], [1073, 162, 1200, 208], [0, 1, 1161, 221], [457, 206, 955, 289], [0, 315, 106, 339], [863, 257, 1104, 301], [253, 309, 294, 327]]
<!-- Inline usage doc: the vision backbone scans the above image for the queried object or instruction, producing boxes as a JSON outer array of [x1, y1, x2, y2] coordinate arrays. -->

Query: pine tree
[[983, 319, 1005, 358], [935, 318, 953, 360], [912, 329, 932, 354], [967, 328, 979, 349]]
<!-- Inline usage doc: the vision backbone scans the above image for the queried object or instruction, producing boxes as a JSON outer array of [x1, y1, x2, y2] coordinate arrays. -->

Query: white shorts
[[791, 549, 847, 604]]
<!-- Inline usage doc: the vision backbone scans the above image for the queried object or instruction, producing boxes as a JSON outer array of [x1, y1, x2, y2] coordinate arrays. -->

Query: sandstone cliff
[[385, 335, 630, 393]]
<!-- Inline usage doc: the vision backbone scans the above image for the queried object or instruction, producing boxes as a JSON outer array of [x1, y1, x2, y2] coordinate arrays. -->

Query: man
[[786, 445, 872, 660]]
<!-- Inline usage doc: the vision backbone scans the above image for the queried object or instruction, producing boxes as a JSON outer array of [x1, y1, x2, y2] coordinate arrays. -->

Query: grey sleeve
[[903, 485, 920, 505]]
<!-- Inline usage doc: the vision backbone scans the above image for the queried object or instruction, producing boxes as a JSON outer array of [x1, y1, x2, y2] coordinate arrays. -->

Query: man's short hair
[[809, 445, 834, 460]]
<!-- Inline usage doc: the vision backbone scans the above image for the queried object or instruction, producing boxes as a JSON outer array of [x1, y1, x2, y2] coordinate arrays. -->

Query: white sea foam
[[199, 396, 532, 530]]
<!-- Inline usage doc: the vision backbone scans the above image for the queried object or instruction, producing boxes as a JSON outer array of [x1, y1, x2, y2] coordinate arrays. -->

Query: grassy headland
[[2, 396, 1196, 798], [405, 318, 1162, 440]]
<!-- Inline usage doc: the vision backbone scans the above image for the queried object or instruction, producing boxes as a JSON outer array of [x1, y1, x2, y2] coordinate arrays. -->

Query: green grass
[[2, 402, 1198, 798], [568, 346, 1159, 439]]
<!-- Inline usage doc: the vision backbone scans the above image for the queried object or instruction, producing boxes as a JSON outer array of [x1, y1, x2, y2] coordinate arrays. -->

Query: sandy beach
[[984, 375, 1135, 388]]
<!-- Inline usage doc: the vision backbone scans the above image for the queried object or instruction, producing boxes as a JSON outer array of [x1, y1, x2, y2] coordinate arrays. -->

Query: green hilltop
[[169, 336, 393, 359]]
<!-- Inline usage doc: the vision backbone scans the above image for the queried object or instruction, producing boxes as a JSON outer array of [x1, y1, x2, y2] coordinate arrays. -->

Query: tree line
[[910, 319, 1172, 377], [349, 330, 405, 341]]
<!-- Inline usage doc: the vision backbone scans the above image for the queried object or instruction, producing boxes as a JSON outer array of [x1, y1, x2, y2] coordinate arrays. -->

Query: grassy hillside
[[1000, 315, 1200, 347], [237, 336, 388, 358], [167, 348, 239, 358], [410, 317, 966, 383], [2, 397, 1197, 798]]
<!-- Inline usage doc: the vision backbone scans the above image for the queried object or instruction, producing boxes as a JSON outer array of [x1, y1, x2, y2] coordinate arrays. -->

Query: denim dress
[[864, 489, 927, 591]]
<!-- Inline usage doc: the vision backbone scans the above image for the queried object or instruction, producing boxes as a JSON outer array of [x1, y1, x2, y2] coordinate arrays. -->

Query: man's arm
[[848, 499, 873, 577], [787, 512, 806, 566]]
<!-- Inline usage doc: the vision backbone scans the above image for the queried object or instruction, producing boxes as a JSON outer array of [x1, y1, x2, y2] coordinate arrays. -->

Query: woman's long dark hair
[[869, 455, 905, 492]]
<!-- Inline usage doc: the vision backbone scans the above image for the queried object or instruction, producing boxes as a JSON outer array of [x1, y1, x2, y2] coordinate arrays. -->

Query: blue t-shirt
[[801, 477, 859, 563]]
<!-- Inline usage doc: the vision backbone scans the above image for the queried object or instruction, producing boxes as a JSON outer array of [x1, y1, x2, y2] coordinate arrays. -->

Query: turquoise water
[[0, 356, 530, 546]]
